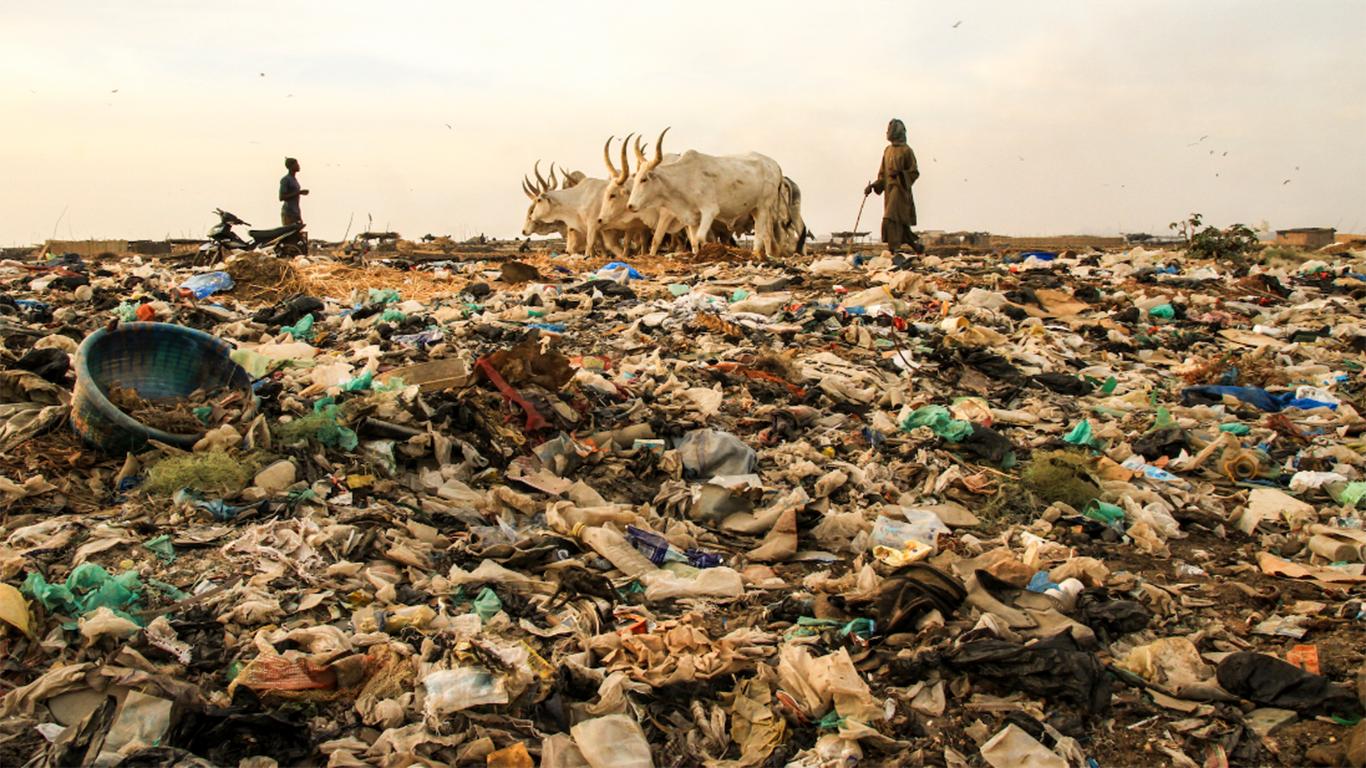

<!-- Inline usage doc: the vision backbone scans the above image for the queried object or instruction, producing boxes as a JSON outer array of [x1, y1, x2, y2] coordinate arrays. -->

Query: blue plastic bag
[[599, 261, 642, 279], [179, 271, 235, 299], [1181, 385, 1337, 412]]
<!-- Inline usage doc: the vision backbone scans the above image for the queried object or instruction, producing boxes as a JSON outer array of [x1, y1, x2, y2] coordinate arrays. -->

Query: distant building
[[1276, 227, 1336, 250]]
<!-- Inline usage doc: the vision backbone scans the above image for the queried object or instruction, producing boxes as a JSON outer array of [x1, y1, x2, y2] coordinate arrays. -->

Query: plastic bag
[[570, 714, 654, 768], [980, 724, 1066, 768], [599, 261, 642, 279], [179, 271, 235, 299], [472, 587, 502, 622], [22, 562, 143, 623], [423, 667, 508, 715], [1062, 419, 1098, 447], [676, 429, 757, 479], [641, 566, 744, 601], [282, 313, 315, 340], [900, 405, 972, 442], [871, 513, 948, 551], [341, 370, 374, 392], [367, 288, 401, 305]]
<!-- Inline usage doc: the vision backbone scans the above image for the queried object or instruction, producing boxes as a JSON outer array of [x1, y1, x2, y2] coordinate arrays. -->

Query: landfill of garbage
[[3, 239, 1366, 767]]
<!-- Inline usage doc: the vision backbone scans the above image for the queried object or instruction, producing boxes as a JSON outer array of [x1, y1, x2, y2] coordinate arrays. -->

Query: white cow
[[626, 128, 786, 258], [776, 176, 810, 255], [520, 163, 585, 252], [596, 134, 686, 256], [521, 161, 612, 257]]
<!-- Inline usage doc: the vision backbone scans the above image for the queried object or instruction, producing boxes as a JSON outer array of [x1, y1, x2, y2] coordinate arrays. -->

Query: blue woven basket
[[72, 322, 252, 453]]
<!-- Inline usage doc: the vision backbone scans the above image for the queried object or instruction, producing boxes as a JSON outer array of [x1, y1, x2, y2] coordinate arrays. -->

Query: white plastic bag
[[570, 714, 654, 768]]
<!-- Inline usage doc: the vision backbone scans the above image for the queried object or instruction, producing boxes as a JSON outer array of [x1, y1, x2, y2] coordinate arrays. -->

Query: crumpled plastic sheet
[[586, 616, 777, 687]]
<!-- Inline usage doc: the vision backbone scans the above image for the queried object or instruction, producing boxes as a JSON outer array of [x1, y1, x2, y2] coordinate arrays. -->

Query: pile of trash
[[2, 240, 1366, 767]]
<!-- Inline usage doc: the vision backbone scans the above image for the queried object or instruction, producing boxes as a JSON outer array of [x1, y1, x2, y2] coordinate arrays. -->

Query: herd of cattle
[[520, 129, 810, 259]]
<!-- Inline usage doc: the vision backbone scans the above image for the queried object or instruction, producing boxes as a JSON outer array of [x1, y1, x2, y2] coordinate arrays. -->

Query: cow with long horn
[[626, 128, 789, 258], [596, 133, 685, 257], [521, 167, 585, 253], [522, 160, 613, 257]]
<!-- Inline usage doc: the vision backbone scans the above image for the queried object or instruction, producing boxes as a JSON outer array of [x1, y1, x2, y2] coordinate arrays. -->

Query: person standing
[[279, 157, 308, 226], [864, 119, 922, 254]]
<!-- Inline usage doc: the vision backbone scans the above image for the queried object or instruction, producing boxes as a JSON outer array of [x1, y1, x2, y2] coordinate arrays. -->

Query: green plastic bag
[[1148, 304, 1175, 320], [1083, 500, 1125, 526], [900, 405, 973, 443], [1152, 408, 1175, 431], [367, 288, 401, 305], [23, 563, 144, 624], [341, 371, 374, 392], [472, 587, 502, 623], [283, 313, 314, 340], [113, 302, 140, 322], [667, 284, 690, 297], [275, 399, 358, 451], [313, 399, 359, 450], [818, 710, 846, 730], [143, 534, 176, 564], [1219, 423, 1251, 436], [1063, 419, 1098, 448], [146, 578, 188, 601], [380, 308, 406, 323], [1333, 482, 1366, 508]]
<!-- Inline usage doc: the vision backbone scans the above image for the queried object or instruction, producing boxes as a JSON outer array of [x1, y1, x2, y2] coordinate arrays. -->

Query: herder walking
[[279, 157, 309, 226], [864, 119, 923, 254]]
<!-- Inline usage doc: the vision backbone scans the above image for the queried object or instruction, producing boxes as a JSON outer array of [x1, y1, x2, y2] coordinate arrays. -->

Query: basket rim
[[74, 321, 241, 446]]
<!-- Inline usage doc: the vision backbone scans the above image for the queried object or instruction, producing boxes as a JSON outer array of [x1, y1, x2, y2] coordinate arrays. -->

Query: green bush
[[1170, 212, 1259, 263]]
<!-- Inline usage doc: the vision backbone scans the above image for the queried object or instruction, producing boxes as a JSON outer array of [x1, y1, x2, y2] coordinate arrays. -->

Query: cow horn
[[522, 177, 536, 199], [651, 127, 670, 169], [633, 134, 648, 167], [603, 136, 619, 179], [548, 163, 559, 190], [533, 160, 547, 191], [619, 132, 633, 182]]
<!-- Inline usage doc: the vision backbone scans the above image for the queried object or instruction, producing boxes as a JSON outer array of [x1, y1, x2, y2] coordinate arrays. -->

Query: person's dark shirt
[[280, 173, 302, 223]]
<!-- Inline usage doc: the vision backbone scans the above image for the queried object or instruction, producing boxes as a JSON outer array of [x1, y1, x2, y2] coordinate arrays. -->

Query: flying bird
[[1282, 179, 1291, 185], [110, 89, 118, 94], [1187, 135, 1208, 146], [952, 20, 962, 28], [445, 123, 452, 130]]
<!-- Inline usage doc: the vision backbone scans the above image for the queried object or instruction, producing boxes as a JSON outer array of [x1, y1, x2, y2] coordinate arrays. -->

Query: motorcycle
[[198, 209, 309, 263]]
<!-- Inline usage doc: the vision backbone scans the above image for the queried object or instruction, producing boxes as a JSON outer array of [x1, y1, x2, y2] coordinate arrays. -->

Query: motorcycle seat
[[249, 224, 303, 241]]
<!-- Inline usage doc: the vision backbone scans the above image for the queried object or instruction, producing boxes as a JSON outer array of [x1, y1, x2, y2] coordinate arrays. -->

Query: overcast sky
[[1, 1, 1362, 245]]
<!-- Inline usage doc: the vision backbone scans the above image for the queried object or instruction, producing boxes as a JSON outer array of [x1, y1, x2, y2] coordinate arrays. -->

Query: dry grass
[[293, 261, 461, 303], [223, 245, 787, 309]]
